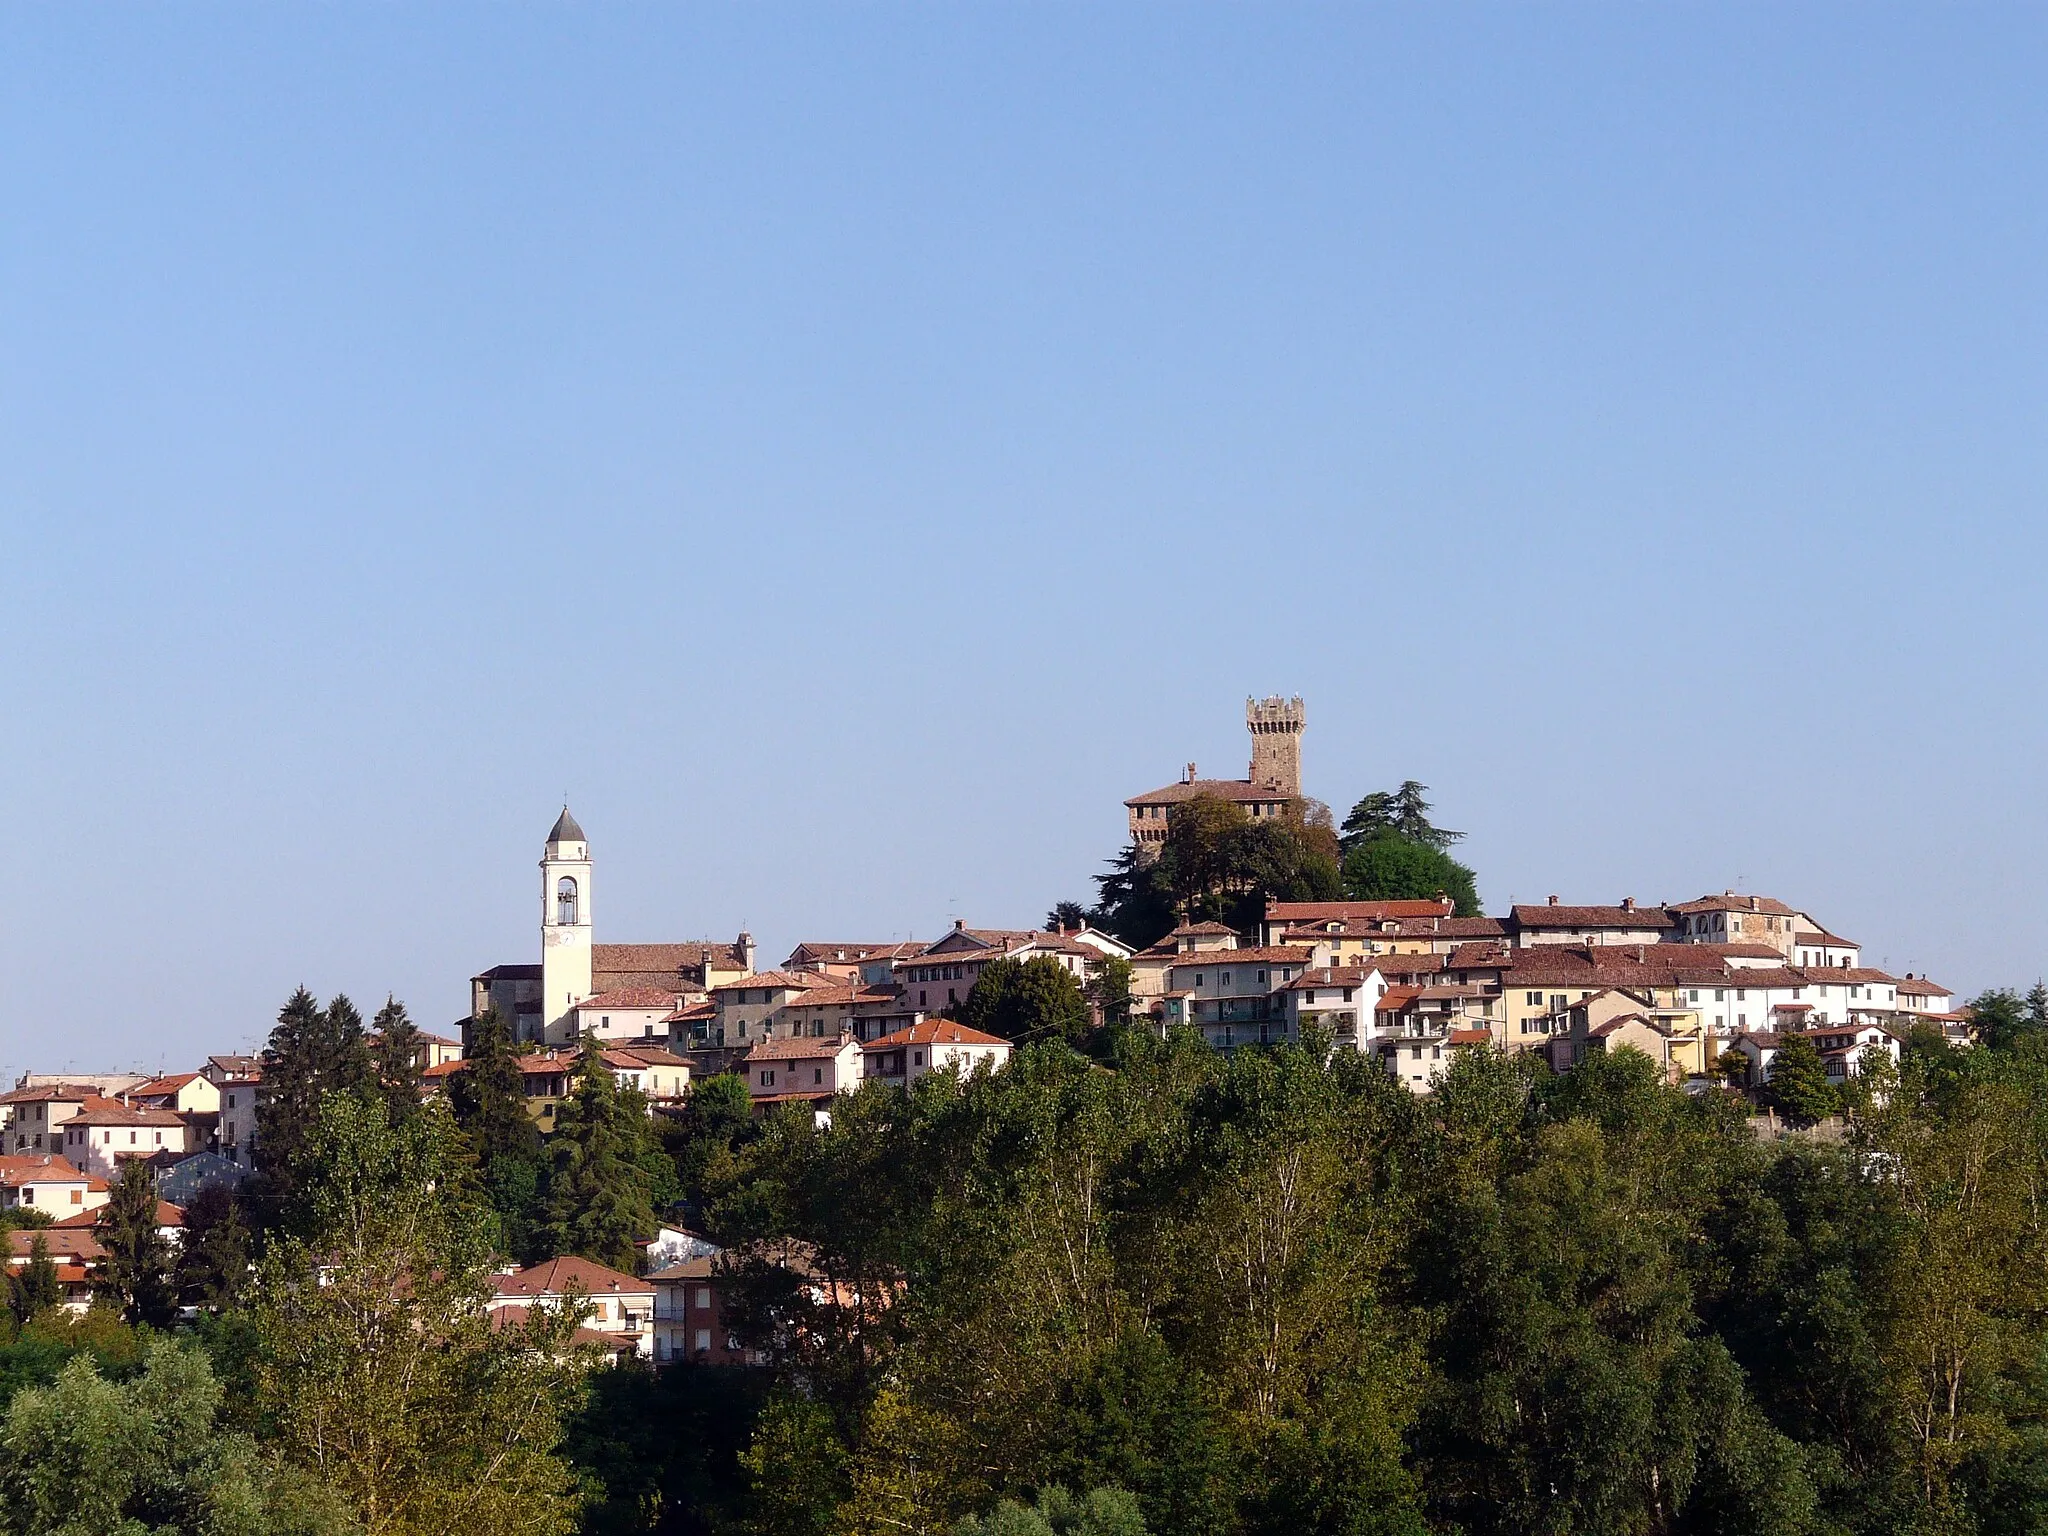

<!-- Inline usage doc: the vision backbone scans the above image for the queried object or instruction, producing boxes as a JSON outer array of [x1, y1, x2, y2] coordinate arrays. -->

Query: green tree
[[1340, 781, 1462, 856], [7, 1238, 61, 1328], [449, 1007, 548, 1257], [0, 1338, 359, 1536], [175, 1184, 253, 1312], [1340, 835, 1480, 916], [955, 956, 1092, 1045], [1091, 957, 1135, 1034], [92, 1160, 176, 1327], [662, 1071, 759, 1220], [370, 997, 428, 1126], [950, 1482, 1146, 1531], [257, 988, 379, 1217], [1765, 1034, 1839, 1127], [249, 1092, 582, 1536], [539, 1038, 657, 1272], [1047, 901, 1090, 932]]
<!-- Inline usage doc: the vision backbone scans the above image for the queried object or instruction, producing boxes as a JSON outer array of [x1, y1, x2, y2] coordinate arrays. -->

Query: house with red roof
[[488, 1255, 656, 1359], [861, 1020, 1010, 1088]]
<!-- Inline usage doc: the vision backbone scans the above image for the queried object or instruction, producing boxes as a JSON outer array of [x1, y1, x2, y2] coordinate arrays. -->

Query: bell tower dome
[[540, 807, 594, 1045]]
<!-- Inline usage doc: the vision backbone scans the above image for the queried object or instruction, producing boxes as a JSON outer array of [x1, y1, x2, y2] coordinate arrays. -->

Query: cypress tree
[[174, 1183, 252, 1311], [371, 995, 428, 1125], [450, 1006, 547, 1258], [255, 988, 379, 1223], [539, 1036, 655, 1272], [93, 1160, 176, 1327]]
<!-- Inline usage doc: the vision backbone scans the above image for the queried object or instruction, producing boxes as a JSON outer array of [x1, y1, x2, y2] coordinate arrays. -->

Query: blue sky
[[4, 5, 2045, 1074]]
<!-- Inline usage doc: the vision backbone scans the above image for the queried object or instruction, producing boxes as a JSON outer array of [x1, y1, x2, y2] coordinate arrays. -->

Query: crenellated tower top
[[1246, 695, 1305, 795]]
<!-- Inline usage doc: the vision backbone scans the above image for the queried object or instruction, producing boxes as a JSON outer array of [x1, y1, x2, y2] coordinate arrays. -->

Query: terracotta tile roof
[[862, 1020, 1010, 1050], [1590, 1013, 1667, 1038], [602, 1046, 691, 1069], [786, 941, 921, 965], [1794, 932, 1857, 948], [1126, 779, 1292, 807], [1166, 922, 1240, 938], [7, 1229, 105, 1261], [782, 982, 898, 1010], [1896, 977, 1951, 997], [63, 1103, 187, 1128], [490, 1256, 651, 1299], [1376, 987, 1422, 1012], [712, 970, 827, 995], [593, 942, 749, 992], [572, 988, 684, 1011], [1281, 966, 1381, 991], [0, 1083, 102, 1106], [50, 1200, 181, 1229], [664, 1002, 718, 1022], [1670, 893, 1801, 918], [745, 1034, 858, 1062], [423, 1059, 469, 1079], [124, 1073, 201, 1098], [1511, 904, 1673, 930], [1448, 1029, 1493, 1045], [1166, 946, 1316, 969], [0, 1154, 89, 1187]]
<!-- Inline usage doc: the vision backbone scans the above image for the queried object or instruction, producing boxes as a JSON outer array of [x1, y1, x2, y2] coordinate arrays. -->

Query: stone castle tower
[[1246, 695, 1305, 795]]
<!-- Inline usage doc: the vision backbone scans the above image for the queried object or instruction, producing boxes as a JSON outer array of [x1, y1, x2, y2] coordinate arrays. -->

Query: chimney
[[1548, 895, 1560, 906], [1749, 896, 1760, 911], [1622, 897, 1635, 911], [1185, 761, 1198, 783], [954, 918, 966, 931]]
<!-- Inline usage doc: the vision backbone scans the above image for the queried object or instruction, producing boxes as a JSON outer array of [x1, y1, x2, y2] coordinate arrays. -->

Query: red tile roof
[[745, 1034, 858, 1062], [711, 971, 827, 995], [7, 1229, 105, 1261], [1126, 779, 1293, 807], [50, 1200, 181, 1229], [0, 1154, 89, 1187], [862, 1020, 1010, 1050], [124, 1073, 201, 1098], [573, 988, 684, 1011], [1166, 946, 1316, 968], [1511, 904, 1674, 930], [1670, 893, 1801, 918], [490, 1256, 651, 1298]]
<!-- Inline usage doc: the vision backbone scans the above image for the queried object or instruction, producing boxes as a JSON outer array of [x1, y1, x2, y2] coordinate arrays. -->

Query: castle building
[[470, 809, 756, 1046], [1124, 696, 1306, 859]]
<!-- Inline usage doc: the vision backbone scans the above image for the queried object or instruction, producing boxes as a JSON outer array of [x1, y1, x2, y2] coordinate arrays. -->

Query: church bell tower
[[541, 807, 593, 1045]]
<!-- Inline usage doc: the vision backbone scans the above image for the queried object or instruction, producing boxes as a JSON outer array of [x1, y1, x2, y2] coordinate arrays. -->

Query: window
[[1714, 989, 1725, 1002], [1194, 974, 1204, 987], [813, 1067, 823, 1085], [760, 1069, 776, 1087], [694, 1329, 712, 1352], [1410, 1044, 1423, 1060], [556, 876, 579, 925], [695, 1286, 711, 1309], [913, 1050, 925, 1066], [1526, 991, 1544, 1006], [1221, 973, 1232, 986]]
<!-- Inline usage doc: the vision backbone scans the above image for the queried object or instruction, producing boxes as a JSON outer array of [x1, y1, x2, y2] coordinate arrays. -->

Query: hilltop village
[[2, 699, 1974, 1362]]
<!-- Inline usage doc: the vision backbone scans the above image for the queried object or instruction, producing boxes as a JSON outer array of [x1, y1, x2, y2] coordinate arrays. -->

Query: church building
[[470, 808, 756, 1046]]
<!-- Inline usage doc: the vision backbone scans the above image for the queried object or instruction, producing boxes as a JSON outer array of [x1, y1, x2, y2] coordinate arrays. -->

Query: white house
[[0, 1153, 106, 1217], [60, 1103, 194, 1177], [488, 1255, 655, 1359], [1279, 965, 1393, 1050], [860, 1020, 1011, 1088], [571, 989, 685, 1046]]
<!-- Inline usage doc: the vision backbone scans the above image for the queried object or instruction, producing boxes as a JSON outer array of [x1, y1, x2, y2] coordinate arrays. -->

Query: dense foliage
[[650, 1016, 2048, 1536], [13, 977, 2048, 1535], [1089, 795, 1341, 948]]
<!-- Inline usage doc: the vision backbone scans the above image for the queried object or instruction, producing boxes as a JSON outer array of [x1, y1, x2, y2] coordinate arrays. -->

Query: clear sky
[[4, 5, 2045, 1076]]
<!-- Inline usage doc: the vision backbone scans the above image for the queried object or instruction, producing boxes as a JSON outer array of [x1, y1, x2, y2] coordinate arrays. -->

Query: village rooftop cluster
[[2, 700, 1973, 1365]]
